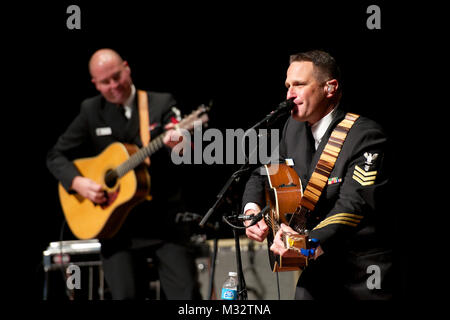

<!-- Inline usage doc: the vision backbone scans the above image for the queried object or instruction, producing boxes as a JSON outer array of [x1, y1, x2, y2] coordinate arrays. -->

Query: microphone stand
[[199, 98, 294, 300], [221, 205, 269, 300], [199, 98, 293, 227], [207, 237, 218, 300], [201, 157, 254, 300]]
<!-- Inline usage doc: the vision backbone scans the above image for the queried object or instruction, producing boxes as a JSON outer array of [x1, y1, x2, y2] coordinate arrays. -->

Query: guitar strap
[[137, 90, 151, 166], [299, 112, 360, 212]]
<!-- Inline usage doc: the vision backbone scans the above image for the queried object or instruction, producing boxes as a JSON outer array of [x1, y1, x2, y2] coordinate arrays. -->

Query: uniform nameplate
[[95, 127, 112, 136]]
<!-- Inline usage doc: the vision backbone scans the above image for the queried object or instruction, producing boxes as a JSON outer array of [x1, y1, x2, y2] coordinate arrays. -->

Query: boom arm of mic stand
[[199, 99, 293, 227], [199, 164, 252, 227], [246, 107, 289, 133]]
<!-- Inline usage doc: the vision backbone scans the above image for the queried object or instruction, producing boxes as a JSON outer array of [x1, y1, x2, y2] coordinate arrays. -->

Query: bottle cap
[[229, 271, 237, 277]]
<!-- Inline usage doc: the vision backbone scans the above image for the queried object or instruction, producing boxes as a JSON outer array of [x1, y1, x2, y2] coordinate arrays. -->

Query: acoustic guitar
[[59, 105, 209, 240], [264, 163, 310, 272]]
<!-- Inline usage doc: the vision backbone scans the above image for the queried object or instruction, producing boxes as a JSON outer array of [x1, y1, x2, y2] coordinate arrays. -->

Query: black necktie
[[118, 105, 129, 121], [305, 124, 316, 166]]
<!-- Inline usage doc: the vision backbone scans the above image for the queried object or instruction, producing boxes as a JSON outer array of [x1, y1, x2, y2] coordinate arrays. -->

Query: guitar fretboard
[[115, 133, 166, 178], [111, 104, 208, 179]]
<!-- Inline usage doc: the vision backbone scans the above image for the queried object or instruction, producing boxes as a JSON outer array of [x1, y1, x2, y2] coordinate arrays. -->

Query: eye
[[112, 71, 121, 81], [292, 81, 305, 88]]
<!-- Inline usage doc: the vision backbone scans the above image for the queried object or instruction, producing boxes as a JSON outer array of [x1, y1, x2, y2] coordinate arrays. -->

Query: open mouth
[[292, 102, 303, 112]]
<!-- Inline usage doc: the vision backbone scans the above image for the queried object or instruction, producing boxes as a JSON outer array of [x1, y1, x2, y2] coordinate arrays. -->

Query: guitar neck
[[111, 104, 209, 179], [115, 133, 166, 178]]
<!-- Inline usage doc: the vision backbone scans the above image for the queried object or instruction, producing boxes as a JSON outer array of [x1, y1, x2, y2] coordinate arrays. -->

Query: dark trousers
[[101, 241, 201, 300], [294, 256, 347, 300], [294, 251, 394, 300]]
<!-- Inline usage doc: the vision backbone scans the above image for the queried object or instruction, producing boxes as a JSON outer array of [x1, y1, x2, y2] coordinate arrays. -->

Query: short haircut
[[289, 50, 341, 86]]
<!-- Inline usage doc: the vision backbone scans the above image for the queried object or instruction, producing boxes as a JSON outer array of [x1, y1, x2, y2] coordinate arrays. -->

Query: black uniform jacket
[[47, 91, 186, 243], [242, 107, 394, 299]]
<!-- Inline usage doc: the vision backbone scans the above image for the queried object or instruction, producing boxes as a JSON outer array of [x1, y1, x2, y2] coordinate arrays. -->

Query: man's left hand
[[270, 223, 324, 260], [163, 123, 184, 149]]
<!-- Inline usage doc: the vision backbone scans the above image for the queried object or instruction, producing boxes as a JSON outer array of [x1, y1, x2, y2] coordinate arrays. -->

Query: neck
[[122, 84, 135, 106], [308, 102, 337, 126]]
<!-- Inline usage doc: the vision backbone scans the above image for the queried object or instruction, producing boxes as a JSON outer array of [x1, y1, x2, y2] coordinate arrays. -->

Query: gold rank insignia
[[352, 165, 377, 186], [352, 152, 379, 186]]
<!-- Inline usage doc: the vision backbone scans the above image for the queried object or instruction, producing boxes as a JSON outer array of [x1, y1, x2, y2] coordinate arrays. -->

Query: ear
[[91, 78, 100, 91], [324, 79, 338, 97], [123, 61, 131, 73]]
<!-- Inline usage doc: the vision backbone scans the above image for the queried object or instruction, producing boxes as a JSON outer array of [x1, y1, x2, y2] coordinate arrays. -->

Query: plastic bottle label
[[221, 288, 237, 300]]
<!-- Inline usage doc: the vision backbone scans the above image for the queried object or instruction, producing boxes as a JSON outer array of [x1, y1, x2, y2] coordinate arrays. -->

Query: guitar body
[[57, 105, 209, 240], [264, 164, 308, 272], [58, 142, 150, 239]]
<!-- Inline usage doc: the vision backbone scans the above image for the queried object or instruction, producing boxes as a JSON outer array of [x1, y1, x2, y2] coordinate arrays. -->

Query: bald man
[[47, 49, 200, 300]]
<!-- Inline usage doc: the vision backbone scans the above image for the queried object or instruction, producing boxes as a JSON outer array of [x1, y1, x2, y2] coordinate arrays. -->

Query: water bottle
[[221, 271, 238, 300]]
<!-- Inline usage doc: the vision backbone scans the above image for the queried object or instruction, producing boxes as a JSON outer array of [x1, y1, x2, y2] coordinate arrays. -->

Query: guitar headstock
[[177, 104, 210, 132]]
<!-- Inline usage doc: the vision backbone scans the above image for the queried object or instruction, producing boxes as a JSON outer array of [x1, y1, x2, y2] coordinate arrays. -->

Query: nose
[[110, 79, 120, 90], [286, 87, 296, 100]]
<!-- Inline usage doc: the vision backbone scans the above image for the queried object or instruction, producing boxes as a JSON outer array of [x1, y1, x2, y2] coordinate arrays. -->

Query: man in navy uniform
[[47, 49, 200, 300], [242, 50, 393, 300]]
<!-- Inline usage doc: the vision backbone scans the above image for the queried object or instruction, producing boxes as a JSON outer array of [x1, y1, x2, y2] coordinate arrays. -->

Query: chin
[[291, 111, 307, 123], [107, 94, 125, 105]]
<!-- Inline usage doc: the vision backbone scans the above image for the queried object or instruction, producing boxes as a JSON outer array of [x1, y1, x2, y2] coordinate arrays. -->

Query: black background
[[6, 0, 426, 303]]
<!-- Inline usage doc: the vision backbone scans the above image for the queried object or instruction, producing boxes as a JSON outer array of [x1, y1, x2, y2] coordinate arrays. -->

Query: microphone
[[238, 205, 270, 227], [263, 98, 296, 126], [275, 98, 296, 114]]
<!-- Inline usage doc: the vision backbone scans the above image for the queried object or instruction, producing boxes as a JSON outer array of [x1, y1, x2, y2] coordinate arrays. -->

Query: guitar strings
[[266, 205, 307, 237], [114, 107, 208, 178], [116, 134, 165, 177]]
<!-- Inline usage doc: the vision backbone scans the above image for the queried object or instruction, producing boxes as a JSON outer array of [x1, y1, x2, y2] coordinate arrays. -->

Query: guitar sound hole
[[105, 170, 118, 188]]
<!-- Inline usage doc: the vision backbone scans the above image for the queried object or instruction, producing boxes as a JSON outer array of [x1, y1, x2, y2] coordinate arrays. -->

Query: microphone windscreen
[[278, 98, 295, 110]]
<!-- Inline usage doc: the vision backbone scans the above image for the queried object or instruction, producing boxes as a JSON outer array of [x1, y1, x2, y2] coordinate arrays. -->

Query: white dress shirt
[[122, 84, 136, 119], [310, 106, 338, 150]]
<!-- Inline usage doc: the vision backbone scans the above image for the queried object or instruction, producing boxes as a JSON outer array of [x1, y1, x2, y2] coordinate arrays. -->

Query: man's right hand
[[70, 176, 106, 204], [244, 209, 269, 242]]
